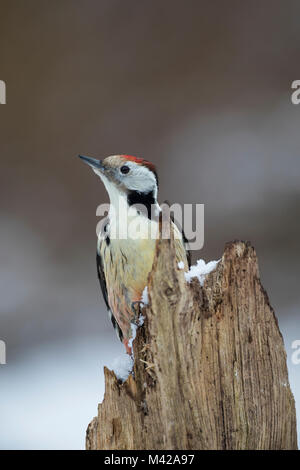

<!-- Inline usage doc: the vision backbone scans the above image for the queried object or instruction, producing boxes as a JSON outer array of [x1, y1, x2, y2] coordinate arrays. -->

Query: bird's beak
[[78, 155, 104, 171]]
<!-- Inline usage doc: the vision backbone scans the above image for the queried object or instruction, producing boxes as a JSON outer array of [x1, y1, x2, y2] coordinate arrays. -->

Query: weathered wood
[[86, 232, 297, 450]]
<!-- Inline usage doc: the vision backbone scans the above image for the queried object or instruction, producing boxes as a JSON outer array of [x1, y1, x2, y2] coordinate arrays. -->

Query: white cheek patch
[[93, 161, 158, 202], [124, 164, 157, 195]]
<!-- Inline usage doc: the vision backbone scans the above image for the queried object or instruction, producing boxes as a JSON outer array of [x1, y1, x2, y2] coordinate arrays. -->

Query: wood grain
[[86, 231, 297, 450]]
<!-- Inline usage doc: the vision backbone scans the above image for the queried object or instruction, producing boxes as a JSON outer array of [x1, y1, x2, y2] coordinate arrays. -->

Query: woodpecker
[[79, 154, 190, 354]]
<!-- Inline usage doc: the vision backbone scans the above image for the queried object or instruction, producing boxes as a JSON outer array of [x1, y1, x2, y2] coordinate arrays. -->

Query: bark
[[86, 230, 297, 450]]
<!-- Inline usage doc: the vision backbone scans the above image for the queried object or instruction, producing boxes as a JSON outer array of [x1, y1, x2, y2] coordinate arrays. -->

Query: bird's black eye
[[120, 165, 130, 174]]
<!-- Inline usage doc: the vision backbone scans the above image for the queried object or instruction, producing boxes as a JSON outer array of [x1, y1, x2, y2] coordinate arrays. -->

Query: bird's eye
[[120, 165, 130, 174]]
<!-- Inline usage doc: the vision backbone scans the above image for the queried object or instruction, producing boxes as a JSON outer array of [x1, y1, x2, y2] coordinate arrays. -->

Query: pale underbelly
[[103, 237, 156, 338], [99, 218, 188, 340]]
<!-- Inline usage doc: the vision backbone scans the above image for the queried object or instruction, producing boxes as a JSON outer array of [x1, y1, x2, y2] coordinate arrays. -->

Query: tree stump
[[86, 232, 297, 450]]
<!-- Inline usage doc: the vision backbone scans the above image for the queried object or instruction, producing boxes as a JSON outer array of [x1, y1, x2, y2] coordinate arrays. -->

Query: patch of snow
[[141, 286, 149, 306], [110, 318, 144, 382], [128, 322, 138, 350], [178, 261, 185, 270], [111, 353, 134, 382], [185, 259, 220, 286]]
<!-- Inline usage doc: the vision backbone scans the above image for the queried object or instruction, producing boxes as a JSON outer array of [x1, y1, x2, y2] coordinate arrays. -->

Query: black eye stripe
[[120, 165, 130, 174]]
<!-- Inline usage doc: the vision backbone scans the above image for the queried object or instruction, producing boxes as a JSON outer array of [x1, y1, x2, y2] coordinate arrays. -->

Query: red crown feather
[[120, 155, 158, 185]]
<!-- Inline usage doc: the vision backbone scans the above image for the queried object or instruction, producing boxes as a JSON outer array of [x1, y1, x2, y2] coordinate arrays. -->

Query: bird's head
[[79, 154, 159, 205]]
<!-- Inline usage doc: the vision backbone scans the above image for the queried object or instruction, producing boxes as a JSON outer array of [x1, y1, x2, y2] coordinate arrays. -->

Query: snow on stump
[[86, 229, 298, 450]]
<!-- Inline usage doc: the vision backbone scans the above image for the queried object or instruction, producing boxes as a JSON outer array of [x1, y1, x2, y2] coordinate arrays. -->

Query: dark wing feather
[[163, 200, 191, 268], [180, 225, 191, 268], [96, 243, 124, 342], [96, 250, 109, 310]]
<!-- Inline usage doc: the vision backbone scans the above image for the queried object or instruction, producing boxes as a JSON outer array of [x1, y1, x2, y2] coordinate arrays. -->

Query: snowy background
[[0, 0, 299, 449]]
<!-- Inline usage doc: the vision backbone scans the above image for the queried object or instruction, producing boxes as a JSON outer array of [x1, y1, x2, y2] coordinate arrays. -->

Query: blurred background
[[0, 0, 299, 449]]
